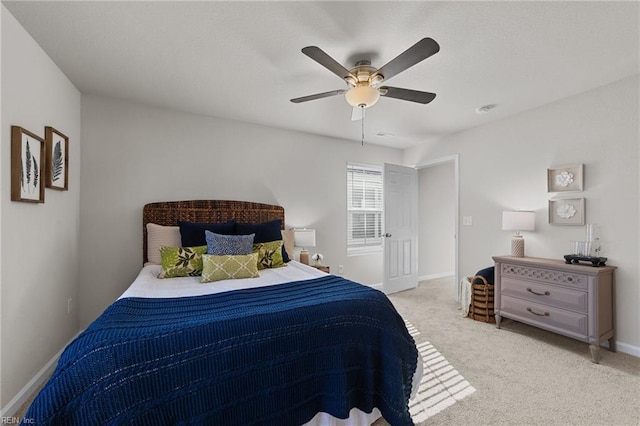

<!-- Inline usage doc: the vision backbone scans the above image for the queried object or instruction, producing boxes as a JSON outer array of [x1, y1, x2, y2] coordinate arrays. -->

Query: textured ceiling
[[3, 1, 639, 149]]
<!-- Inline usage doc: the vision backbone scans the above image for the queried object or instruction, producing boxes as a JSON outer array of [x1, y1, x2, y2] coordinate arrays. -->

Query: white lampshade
[[502, 211, 535, 233], [345, 86, 380, 108], [294, 228, 316, 248]]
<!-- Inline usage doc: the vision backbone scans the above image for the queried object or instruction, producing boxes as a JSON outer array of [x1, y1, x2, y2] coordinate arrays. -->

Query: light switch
[[463, 216, 473, 226]]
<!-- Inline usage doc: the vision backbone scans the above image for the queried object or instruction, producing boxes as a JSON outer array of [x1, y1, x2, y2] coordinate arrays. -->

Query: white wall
[[79, 95, 403, 327], [404, 76, 640, 354], [418, 163, 455, 279], [1, 5, 81, 408]]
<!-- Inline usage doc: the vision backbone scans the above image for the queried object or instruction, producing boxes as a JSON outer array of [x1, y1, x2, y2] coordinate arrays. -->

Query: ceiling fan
[[290, 38, 440, 119]]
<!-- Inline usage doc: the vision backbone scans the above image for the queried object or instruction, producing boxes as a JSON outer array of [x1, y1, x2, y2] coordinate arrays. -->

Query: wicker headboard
[[142, 200, 285, 264]]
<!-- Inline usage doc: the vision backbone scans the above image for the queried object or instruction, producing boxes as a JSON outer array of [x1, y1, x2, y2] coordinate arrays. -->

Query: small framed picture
[[45, 126, 69, 190], [549, 198, 585, 225], [11, 126, 45, 203], [547, 163, 583, 192]]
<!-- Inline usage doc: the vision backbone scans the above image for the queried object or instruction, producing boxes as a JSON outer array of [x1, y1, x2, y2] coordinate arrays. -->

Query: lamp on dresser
[[502, 211, 535, 257], [294, 228, 316, 265]]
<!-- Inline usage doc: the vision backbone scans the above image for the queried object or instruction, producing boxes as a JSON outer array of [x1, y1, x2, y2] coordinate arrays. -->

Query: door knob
[[384, 233, 392, 238]]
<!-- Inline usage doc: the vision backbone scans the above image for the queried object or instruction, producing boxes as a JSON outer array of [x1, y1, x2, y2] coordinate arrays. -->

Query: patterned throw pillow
[[158, 245, 208, 278], [253, 240, 286, 270], [205, 231, 255, 255], [201, 253, 260, 283]]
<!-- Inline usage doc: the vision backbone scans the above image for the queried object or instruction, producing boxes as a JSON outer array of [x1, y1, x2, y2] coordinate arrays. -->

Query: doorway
[[414, 155, 459, 300]]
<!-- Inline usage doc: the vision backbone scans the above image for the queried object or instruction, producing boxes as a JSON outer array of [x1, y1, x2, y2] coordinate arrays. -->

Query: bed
[[24, 200, 420, 425]]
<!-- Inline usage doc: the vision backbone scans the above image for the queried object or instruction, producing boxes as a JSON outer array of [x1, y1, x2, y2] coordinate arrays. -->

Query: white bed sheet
[[119, 260, 420, 426]]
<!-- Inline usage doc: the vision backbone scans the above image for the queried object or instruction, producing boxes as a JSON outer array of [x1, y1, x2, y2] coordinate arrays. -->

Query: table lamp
[[502, 211, 535, 257], [294, 228, 316, 265]]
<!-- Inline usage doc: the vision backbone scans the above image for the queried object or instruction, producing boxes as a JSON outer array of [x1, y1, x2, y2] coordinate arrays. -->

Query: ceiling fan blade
[[372, 38, 440, 82], [301, 46, 356, 81], [351, 106, 365, 121], [290, 89, 346, 103], [380, 86, 436, 104]]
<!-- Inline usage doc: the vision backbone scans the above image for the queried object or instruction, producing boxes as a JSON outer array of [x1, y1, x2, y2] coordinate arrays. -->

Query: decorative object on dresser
[[294, 228, 316, 265], [547, 163, 584, 192], [311, 252, 324, 266], [44, 126, 69, 190], [11, 126, 45, 203], [501, 211, 535, 257], [493, 255, 615, 363], [564, 224, 605, 266], [549, 198, 585, 225]]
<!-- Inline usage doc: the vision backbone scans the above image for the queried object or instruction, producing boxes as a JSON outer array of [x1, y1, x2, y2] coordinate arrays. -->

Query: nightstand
[[312, 265, 330, 273]]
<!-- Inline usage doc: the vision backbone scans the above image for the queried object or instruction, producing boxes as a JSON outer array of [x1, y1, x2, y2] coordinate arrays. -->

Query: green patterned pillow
[[253, 240, 286, 270], [158, 245, 208, 278], [201, 253, 260, 283]]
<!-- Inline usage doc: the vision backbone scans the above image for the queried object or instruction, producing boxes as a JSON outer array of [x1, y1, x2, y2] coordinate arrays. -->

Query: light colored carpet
[[387, 277, 640, 426]]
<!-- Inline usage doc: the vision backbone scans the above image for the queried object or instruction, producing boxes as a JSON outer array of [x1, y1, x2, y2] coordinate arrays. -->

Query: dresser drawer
[[501, 263, 588, 290], [500, 295, 588, 338], [501, 278, 588, 313]]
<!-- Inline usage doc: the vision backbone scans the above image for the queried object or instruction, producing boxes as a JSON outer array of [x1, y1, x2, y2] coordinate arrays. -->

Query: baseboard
[[1, 331, 83, 418], [418, 272, 454, 282], [615, 341, 640, 358], [370, 272, 454, 293]]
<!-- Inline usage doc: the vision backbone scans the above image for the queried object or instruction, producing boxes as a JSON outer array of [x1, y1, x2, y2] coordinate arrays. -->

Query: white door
[[383, 163, 418, 294]]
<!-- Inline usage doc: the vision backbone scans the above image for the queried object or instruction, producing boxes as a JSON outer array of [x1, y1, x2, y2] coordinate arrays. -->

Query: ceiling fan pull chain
[[361, 106, 365, 146]]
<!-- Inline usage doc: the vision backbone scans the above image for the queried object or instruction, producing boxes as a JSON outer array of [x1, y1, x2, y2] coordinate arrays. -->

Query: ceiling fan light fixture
[[345, 85, 380, 108]]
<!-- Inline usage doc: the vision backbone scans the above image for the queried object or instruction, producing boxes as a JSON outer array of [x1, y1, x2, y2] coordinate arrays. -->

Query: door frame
[[412, 154, 460, 300]]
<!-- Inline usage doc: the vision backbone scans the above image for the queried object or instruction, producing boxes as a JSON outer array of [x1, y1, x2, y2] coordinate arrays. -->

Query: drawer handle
[[527, 307, 550, 317], [527, 287, 550, 296]]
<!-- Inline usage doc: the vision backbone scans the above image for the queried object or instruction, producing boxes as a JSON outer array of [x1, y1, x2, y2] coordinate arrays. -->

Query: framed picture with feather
[[45, 126, 69, 191], [11, 126, 45, 203]]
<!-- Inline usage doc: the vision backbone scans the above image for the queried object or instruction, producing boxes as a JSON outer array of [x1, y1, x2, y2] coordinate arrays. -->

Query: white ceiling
[[3, 1, 639, 149]]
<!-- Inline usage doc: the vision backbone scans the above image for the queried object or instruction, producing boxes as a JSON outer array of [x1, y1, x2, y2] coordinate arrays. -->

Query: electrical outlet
[[67, 298, 73, 314], [463, 216, 473, 226], [338, 265, 344, 274]]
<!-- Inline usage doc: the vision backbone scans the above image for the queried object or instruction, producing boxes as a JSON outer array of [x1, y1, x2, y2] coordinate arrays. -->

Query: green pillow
[[158, 245, 208, 278], [201, 253, 260, 283], [253, 240, 286, 270]]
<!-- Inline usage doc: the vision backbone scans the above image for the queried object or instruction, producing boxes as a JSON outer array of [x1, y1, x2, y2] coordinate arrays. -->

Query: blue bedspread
[[24, 275, 418, 425]]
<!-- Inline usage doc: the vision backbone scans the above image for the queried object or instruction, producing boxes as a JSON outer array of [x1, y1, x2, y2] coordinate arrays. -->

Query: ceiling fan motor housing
[[344, 60, 383, 108]]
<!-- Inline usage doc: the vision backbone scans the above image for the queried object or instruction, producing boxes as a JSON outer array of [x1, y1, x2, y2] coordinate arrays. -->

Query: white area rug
[[405, 321, 476, 424]]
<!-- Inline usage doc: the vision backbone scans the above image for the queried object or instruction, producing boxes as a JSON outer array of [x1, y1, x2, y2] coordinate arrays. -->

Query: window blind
[[347, 163, 383, 253]]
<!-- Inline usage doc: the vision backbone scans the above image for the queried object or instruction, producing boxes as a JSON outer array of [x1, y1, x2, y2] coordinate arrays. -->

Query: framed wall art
[[549, 198, 585, 225], [45, 126, 69, 190], [547, 163, 583, 192], [11, 126, 45, 203]]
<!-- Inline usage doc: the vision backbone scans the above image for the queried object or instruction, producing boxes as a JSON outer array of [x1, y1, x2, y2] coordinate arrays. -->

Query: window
[[347, 162, 383, 254]]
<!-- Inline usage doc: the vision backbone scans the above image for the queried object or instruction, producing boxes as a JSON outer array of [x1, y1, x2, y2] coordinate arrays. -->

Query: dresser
[[492, 256, 615, 363]]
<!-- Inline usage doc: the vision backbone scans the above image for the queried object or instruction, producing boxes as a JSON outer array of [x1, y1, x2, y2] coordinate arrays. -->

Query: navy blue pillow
[[236, 219, 290, 263], [473, 266, 495, 285], [178, 220, 236, 247]]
